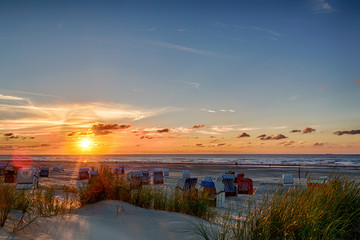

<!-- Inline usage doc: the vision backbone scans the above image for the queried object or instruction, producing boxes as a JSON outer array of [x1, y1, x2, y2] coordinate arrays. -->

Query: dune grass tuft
[[78, 168, 216, 220], [196, 175, 360, 240]]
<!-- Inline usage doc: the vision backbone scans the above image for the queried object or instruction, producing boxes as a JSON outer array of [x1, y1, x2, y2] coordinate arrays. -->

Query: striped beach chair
[[222, 174, 237, 196], [307, 176, 329, 188]]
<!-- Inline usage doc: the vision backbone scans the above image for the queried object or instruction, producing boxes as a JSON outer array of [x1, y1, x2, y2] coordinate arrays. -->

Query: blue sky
[[0, 0, 359, 154]]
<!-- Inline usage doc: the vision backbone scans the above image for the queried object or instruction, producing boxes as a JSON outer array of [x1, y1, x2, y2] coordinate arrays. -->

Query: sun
[[79, 139, 92, 148]]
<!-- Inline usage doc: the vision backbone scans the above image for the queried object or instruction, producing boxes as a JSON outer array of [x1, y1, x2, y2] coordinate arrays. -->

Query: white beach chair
[[282, 174, 294, 186], [183, 170, 190, 179], [16, 168, 39, 189], [163, 168, 169, 177]]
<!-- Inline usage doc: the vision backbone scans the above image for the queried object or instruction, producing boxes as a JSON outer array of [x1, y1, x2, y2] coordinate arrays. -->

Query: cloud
[[216, 143, 226, 147], [356, 78, 360, 83], [311, 0, 333, 13], [314, 142, 324, 147], [290, 129, 301, 133], [91, 123, 132, 136], [3, 133, 35, 141], [201, 109, 216, 113], [272, 134, 288, 140], [220, 109, 236, 113], [192, 124, 205, 129], [195, 143, 204, 147], [279, 140, 295, 146], [148, 41, 217, 56], [258, 134, 287, 140], [178, 28, 187, 32], [334, 129, 360, 136], [303, 127, 316, 134], [257, 134, 266, 139], [0, 93, 169, 132], [157, 128, 170, 133], [0, 94, 25, 101], [237, 132, 250, 138], [147, 27, 157, 31], [172, 80, 200, 89]]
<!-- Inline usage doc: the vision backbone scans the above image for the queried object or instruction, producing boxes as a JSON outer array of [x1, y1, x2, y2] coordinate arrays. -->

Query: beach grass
[[196, 175, 360, 239], [77, 168, 216, 220]]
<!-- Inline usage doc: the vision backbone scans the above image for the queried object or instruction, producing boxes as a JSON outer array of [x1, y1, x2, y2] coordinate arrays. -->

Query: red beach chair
[[237, 174, 253, 195]]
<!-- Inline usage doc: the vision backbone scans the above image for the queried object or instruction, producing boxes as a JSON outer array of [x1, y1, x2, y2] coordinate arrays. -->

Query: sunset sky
[[0, 0, 359, 155]]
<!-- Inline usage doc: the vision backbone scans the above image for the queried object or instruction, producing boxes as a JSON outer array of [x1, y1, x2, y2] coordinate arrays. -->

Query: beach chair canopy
[[183, 170, 190, 179], [79, 168, 89, 172], [201, 180, 215, 188]]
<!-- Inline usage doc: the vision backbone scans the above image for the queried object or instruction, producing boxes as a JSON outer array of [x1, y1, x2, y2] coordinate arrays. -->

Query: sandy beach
[[1, 160, 360, 239]]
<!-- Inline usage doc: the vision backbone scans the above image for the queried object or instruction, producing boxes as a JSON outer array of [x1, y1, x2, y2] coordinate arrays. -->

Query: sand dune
[[2, 200, 210, 240]]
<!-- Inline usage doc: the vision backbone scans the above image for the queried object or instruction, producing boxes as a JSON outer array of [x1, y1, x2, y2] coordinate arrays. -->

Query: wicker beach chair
[[129, 171, 143, 189], [237, 174, 253, 195], [39, 167, 50, 177], [16, 168, 39, 189], [200, 179, 224, 207], [153, 168, 164, 184], [78, 168, 90, 180], [140, 170, 150, 185], [222, 174, 237, 196]]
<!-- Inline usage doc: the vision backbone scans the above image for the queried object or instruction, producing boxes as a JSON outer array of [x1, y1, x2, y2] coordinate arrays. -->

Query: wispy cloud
[[201, 108, 216, 113], [310, 0, 333, 13], [148, 40, 217, 56], [171, 80, 200, 89], [0, 94, 25, 101], [233, 25, 282, 40], [0, 93, 169, 132], [356, 78, 360, 83]]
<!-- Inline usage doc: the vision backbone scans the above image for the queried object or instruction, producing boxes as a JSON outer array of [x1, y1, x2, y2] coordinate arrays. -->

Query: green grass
[[196, 175, 360, 240]]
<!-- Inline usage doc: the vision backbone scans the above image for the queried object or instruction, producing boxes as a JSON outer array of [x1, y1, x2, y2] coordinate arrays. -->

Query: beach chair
[[4, 167, 16, 183], [163, 168, 169, 177], [78, 168, 90, 180], [129, 171, 143, 189], [113, 166, 125, 176], [307, 176, 329, 189], [39, 167, 50, 177], [0, 164, 5, 176], [140, 170, 150, 185], [200, 179, 224, 207], [222, 174, 237, 196], [176, 178, 198, 200], [153, 168, 164, 184], [282, 174, 294, 186], [237, 174, 253, 195], [88, 167, 99, 183], [16, 168, 39, 189], [183, 170, 190, 179], [53, 165, 64, 172]]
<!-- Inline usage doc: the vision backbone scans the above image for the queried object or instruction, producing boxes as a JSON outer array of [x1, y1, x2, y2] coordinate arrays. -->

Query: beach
[[1, 160, 360, 239]]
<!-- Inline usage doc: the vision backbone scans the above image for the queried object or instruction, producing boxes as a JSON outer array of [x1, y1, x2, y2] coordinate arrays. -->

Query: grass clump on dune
[[78, 168, 216, 220], [197, 175, 360, 240]]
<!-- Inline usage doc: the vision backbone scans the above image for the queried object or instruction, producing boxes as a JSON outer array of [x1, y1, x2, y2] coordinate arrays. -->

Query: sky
[[0, 0, 359, 155]]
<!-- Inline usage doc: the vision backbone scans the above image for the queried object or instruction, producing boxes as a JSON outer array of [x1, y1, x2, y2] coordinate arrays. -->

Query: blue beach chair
[[222, 174, 237, 196]]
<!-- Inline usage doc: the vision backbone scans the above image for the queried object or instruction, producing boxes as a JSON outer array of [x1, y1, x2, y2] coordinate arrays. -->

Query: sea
[[0, 154, 360, 167]]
